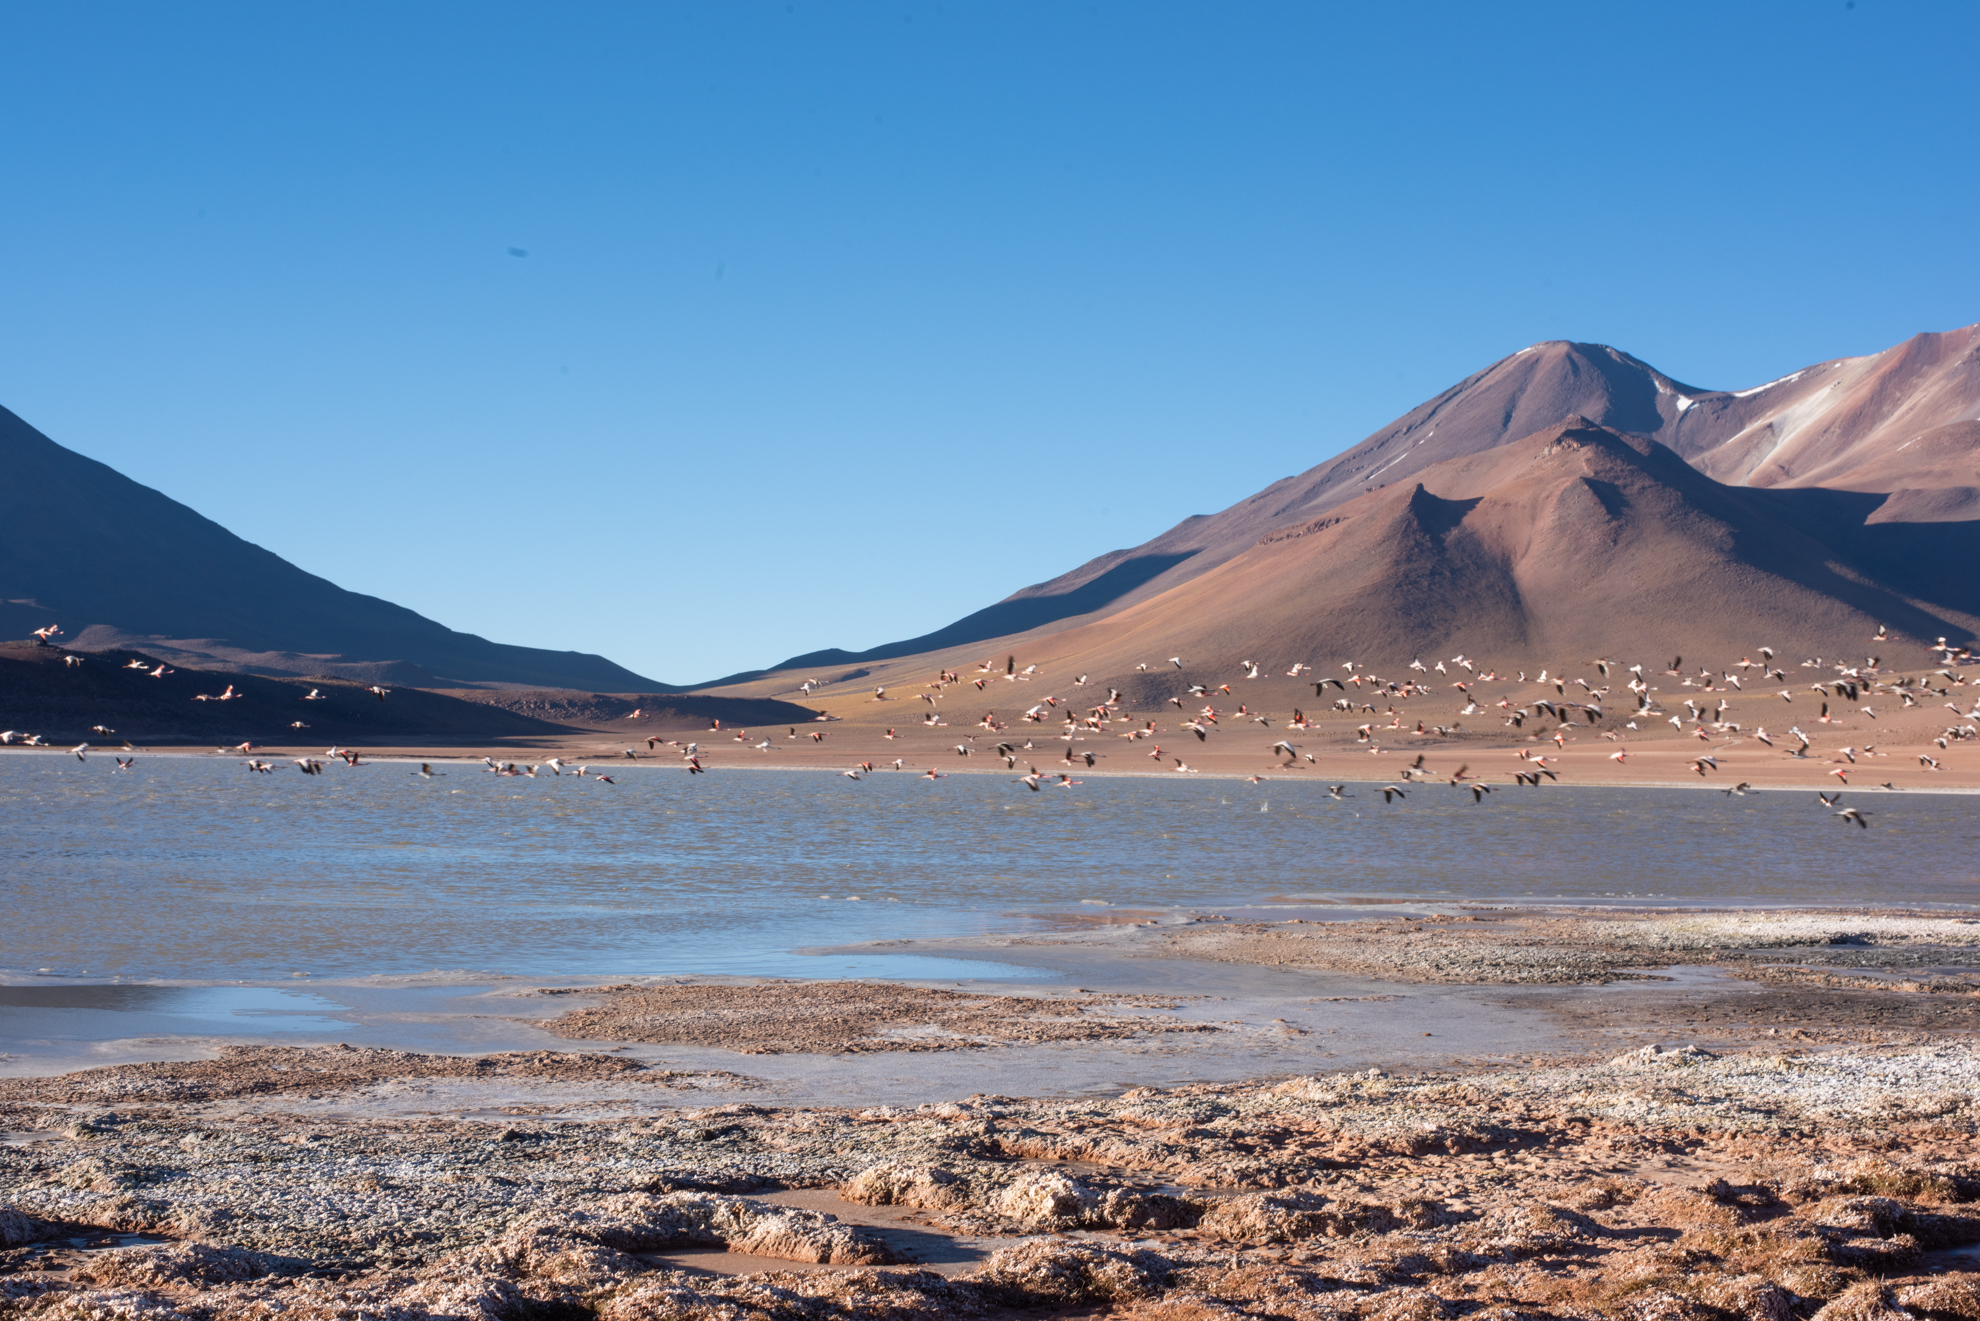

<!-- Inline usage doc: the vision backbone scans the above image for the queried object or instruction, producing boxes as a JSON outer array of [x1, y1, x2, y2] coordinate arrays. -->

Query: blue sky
[[2, 2, 1975, 683]]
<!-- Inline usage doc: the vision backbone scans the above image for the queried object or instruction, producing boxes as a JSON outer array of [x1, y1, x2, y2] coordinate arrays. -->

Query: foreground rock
[[3, 1041, 1980, 1318]]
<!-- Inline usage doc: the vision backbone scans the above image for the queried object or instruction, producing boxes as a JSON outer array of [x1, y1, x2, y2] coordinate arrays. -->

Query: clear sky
[[3, 2, 1976, 684]]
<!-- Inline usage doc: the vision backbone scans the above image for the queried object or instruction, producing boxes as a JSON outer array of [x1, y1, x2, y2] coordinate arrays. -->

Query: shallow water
[[3, 753, 1977, 983], [0, 983, 360, 1035]]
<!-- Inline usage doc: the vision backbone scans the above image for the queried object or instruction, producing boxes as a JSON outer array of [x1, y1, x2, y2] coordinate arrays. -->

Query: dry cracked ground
[[5, 1040, 1980, 1321]]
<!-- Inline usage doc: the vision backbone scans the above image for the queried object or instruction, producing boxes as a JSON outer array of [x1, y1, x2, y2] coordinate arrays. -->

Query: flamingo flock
[[9, 616, 1975, 827]]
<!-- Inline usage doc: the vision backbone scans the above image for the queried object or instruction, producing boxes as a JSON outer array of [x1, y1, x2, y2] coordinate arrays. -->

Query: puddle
[[788, 954, 1058, 982], [62, 1234, 168, 1252], [6, 1232, 171, 1279], [638, 1189, 1029, 1277], [0, 984, 358, 1034]]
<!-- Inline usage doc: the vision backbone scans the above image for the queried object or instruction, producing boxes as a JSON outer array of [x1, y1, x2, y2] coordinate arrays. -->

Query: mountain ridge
[[0, 406, 668, 691], [717, 417, 1976, 708], [759, 322, 1980, 675]]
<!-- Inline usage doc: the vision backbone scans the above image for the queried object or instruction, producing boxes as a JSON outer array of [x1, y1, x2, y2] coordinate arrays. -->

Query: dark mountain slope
[[0, 643, 567, 744], [0, 406, 664, 690]]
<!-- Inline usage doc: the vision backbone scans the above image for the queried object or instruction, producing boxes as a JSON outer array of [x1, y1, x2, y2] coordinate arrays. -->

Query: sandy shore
[[5, 907, 1980, 1317], [15, 734, 1980, 798], [12, 653, 1976, 793]]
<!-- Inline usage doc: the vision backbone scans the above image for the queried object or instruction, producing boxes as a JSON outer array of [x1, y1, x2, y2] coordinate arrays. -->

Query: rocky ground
[[537, 982, 1220, 1054], [5, 1038, 1980, 1320], [6, 909, 1980, 1318], [0, 1048, 752, 1106], [1112, 910, 1980, 990]]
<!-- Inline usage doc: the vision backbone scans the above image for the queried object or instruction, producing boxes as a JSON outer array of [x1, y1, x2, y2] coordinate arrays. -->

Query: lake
[[5, 752, 1976, 984]]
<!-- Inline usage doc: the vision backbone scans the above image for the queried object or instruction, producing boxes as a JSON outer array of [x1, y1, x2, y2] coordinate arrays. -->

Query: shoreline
[[7, 904, 1978, 1088], [9, 742, 1980, 794]]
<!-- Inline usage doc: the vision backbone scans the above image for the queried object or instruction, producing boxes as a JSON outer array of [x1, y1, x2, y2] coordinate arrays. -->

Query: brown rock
[[969, 1239, 1172, 1307], [840, 1161, 971, 1210], [1897, 1273, 1980, 1320]]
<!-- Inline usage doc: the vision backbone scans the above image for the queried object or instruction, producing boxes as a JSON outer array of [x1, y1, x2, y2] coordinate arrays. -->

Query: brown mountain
[[0, 405, 665, 690], [995, 420, 1976, 681], [717, 419, 1977, 707], [764, 322, 1980, 675], [1665, 322, 1980, 520]]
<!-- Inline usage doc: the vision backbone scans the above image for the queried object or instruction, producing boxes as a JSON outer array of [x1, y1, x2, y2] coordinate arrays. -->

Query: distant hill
[[0, 644, 820, 745], [0, 643, 567, 744], [0, 405, 665, 690], [756, 322, 1980, 673], [430, 687, 825, 731]]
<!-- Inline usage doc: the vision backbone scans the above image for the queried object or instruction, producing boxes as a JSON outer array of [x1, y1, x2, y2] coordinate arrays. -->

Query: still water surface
[[4, 754, 1976, 982]]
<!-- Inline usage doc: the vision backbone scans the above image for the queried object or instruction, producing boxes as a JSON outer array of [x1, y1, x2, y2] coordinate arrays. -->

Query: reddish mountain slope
[[1664, 323, 1980, 500], [762, 322, 1980, 673], [712, 420, 1976, 709], [967, 420, 1973, 678]]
